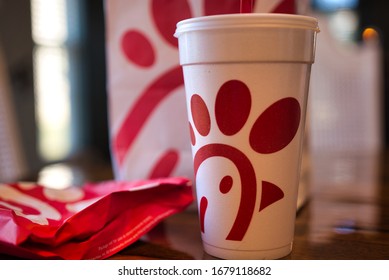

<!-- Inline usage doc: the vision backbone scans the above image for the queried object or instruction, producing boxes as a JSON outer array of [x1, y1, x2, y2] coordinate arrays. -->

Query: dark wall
[[358, 0, 389, 146], [0, 0, 40, 172], [83, 0, 110, 161]]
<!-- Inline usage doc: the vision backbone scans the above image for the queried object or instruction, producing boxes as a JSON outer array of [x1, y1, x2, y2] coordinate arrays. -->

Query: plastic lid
[[175, 13, 320, 37]]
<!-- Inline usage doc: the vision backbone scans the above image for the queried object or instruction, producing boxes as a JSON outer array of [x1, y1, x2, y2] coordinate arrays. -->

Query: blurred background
[[0, 0, 387, 185], [0, 0, 107, 185]]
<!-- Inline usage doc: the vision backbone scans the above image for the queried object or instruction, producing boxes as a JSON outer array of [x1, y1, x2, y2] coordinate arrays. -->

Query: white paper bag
[[105, 0, 296, 181]]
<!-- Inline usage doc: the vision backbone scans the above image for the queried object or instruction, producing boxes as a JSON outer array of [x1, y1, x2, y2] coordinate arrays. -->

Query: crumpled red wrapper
[[0, 177, 193, 259]]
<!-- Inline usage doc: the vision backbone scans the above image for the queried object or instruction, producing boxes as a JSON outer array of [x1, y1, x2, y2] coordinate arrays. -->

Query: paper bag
[[105, 0, 296, 181]]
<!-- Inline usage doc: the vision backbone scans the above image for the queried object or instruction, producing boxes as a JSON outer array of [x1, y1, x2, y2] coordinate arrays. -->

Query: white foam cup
[[175, 13, 319, 259]]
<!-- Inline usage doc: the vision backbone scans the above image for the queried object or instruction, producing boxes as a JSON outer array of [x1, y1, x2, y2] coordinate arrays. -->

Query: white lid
[[175, 13, 320, 38]]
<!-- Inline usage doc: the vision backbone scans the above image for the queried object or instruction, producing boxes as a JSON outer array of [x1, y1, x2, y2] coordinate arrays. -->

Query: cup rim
[[174, 13, 320, 38]]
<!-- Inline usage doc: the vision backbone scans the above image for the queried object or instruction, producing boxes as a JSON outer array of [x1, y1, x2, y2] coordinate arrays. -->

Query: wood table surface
[[109, 151, 389, 260], [1, 151, 388, 260]]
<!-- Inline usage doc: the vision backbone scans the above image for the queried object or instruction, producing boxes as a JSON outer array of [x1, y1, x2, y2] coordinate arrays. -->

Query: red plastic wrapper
[[0, 177, 193, 259]]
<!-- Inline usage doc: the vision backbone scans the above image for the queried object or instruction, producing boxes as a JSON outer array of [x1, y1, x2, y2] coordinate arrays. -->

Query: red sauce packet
[[0, 177, 193, 259]]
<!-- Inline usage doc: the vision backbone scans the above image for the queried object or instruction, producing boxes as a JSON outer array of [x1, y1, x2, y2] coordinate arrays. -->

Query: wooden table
[[2, 151, 389, 259], [109, 151, 389, 260]]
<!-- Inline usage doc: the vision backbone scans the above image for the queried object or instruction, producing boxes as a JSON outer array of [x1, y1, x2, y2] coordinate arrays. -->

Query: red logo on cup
[[191, 80, 300, 241]]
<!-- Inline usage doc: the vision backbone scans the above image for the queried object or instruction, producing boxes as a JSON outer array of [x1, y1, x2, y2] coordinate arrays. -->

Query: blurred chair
[[0, 45, 27, 182], [308, 13, 383, 154]]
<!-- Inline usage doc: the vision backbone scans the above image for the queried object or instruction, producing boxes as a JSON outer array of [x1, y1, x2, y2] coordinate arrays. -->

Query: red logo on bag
[[113, 0, 296, 179]]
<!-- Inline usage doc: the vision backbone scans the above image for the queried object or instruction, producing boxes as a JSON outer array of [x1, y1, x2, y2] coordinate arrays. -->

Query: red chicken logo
[[190, 79, 300, 241]]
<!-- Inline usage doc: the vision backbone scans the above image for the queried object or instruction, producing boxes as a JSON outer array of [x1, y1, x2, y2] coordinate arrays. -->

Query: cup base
[[203, 242, 292, 260]]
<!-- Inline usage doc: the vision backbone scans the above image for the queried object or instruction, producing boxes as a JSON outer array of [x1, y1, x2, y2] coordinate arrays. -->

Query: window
[[31, 0, 84, 162]]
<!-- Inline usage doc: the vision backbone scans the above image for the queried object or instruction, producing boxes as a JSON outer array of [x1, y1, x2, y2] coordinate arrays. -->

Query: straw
[[240, 0, 253, 13]]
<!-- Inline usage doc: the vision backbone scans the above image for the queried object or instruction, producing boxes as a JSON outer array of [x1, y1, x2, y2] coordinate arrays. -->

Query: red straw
[[240, 0, 253, 13]]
